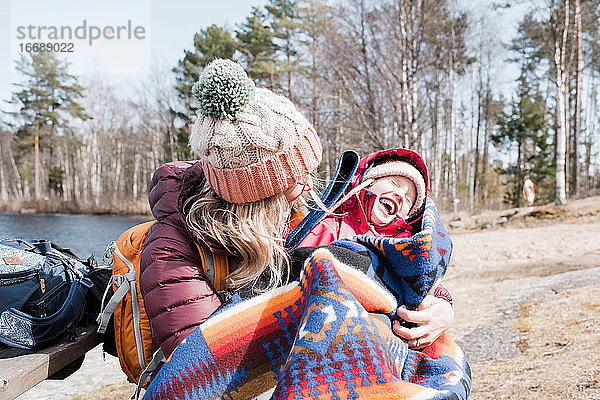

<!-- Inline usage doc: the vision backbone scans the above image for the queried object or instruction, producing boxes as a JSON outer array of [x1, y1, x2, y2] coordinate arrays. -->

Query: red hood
[[351, 148, 429, 194], [341, 148, 430, 234]]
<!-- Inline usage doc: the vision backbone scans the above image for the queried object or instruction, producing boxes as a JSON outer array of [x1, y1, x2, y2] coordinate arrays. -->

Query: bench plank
[[0, 325, 102, 400]]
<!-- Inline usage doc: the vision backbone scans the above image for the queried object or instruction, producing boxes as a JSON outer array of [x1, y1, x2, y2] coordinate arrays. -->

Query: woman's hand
[[392, 295, 454, 349]]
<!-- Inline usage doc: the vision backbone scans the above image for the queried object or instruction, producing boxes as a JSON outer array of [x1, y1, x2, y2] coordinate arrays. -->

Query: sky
[[0, 0, 267, 111], [0, 0, 527, 117]]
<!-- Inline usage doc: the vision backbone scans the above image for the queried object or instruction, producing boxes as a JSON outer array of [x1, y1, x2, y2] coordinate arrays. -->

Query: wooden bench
[[0, 325, 102, 400]]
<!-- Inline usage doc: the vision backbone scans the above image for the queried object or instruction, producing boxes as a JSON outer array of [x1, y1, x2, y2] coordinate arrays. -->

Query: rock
[[502, 210, 520, 220], [527, 208, 556, 218], [456, 323, 519, 363], [481, 222, 493, 229], [498, 266, 600, 319], [449, 218, 464, 229]]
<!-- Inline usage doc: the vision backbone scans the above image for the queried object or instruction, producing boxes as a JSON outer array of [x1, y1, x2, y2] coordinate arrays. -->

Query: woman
[[138, 59, 452, 359]]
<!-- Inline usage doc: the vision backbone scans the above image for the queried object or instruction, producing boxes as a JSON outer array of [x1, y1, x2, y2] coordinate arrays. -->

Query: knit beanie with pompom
[[189, 59, 322, 204]]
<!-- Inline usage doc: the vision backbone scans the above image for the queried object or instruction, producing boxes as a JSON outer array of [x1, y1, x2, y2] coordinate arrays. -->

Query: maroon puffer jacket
[[139, 161, 231, 357]]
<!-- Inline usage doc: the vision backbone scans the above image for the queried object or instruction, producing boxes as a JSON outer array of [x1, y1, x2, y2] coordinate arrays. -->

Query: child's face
[[368, 175, 417, 225]]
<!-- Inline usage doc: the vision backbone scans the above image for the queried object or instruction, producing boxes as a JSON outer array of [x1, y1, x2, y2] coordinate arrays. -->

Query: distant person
[[299, 148, 454, 349], [523, 177, 535, 205]]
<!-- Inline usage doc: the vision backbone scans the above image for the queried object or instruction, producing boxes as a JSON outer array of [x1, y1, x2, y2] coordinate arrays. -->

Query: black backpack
[[0, 238, 93, 350]]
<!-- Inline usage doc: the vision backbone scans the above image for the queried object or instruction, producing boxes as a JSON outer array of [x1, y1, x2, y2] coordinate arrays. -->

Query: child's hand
[[392, 295, 454, 349]]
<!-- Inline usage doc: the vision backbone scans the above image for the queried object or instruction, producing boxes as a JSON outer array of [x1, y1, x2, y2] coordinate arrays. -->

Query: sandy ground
[[445, 196, 600, 399], [14, 196, 600, 400]]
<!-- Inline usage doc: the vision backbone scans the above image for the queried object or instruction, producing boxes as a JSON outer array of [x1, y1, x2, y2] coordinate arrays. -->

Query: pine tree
[[236, 7, 279, 88], [5, 52, 88, 200], [511, 0, 600, 203], [173, 24, 239, 102], [265, 0, 303, 100], [172, 24, 238, 159], [494, 70, 549, 206]]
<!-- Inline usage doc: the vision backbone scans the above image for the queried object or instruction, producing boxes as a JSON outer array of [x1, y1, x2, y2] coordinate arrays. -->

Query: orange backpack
[[96, 220, 229, 397]]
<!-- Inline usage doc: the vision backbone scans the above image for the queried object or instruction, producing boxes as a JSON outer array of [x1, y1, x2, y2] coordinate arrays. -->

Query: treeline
[[1, 0, 599, 215]]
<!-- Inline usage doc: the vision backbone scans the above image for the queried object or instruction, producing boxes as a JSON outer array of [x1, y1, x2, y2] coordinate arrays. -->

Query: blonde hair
[[185, 179, 292, 292]]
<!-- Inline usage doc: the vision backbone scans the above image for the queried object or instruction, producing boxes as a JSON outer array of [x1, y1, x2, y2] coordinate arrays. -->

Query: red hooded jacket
[[300, 148, 430, 246]]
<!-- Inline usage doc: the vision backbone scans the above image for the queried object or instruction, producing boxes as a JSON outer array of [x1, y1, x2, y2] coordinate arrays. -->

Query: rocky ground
[[16, 196, 600, 400]]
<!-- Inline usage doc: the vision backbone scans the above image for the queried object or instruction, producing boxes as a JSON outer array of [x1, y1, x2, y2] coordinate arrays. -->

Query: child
[[299, 148, 453, 349], [300, 148, 430, 246]]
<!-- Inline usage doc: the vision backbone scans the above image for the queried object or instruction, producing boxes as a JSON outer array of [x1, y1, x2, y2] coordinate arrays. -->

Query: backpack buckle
[[103, 241, 117, 266], [112, 274, 127, 288], [80, 277, 93, 289]]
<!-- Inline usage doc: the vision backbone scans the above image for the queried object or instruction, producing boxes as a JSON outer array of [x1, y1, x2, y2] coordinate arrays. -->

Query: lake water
[[0, 212, 152, 261], [0, 212, 152, 400]]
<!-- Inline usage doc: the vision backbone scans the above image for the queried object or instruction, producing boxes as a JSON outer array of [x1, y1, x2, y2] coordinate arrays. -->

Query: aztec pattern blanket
[[144, 200, 471, 400]]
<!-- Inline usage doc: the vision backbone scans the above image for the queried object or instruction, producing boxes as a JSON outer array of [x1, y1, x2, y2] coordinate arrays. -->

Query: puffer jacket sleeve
[[139, 163, 222, 357]]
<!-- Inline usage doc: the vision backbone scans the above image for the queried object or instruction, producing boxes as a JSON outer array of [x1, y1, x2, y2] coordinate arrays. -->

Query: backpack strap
[[195, 242, 229, 292], [133, 347, 166, 400], [97, 233, 230, 336], [96, 243, 147, 370], [96, 242, 134, 334]]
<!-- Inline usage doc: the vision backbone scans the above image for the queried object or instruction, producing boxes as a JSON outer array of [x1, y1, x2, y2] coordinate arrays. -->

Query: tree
[[494, 70, 549, 206], [236, 7, 279, 87], [265, 0, 303, 100], [172, 25, 238, 159], [296, 0, 332, 120], [467, 6, 506, 209], [0, 127, 22, 200], [294, 0, 334, 172], [5, 52, 88, 200], [512, 0, 600, 204], [571, 0, 582, 196], [550, 0, 572, 205], [173, 24, 239, 100], [423, 5, 472, 211]]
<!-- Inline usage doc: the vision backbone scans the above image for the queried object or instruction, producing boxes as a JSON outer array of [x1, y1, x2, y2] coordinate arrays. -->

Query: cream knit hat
[[189, 59, 322, 203], [362, 161, 426, 218]]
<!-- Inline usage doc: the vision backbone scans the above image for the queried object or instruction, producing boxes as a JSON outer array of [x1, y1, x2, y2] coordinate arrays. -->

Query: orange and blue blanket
[[144, 200, 471, 400]]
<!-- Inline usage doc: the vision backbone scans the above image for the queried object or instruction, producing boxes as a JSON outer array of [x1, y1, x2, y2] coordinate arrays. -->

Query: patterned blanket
[[144, 200, 471, 400]]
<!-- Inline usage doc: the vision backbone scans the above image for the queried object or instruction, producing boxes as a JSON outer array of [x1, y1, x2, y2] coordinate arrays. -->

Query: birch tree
[[551, 0, 572, 204]]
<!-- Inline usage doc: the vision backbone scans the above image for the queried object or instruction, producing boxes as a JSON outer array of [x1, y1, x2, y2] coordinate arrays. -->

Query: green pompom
[[192, 59, 256, 120]]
